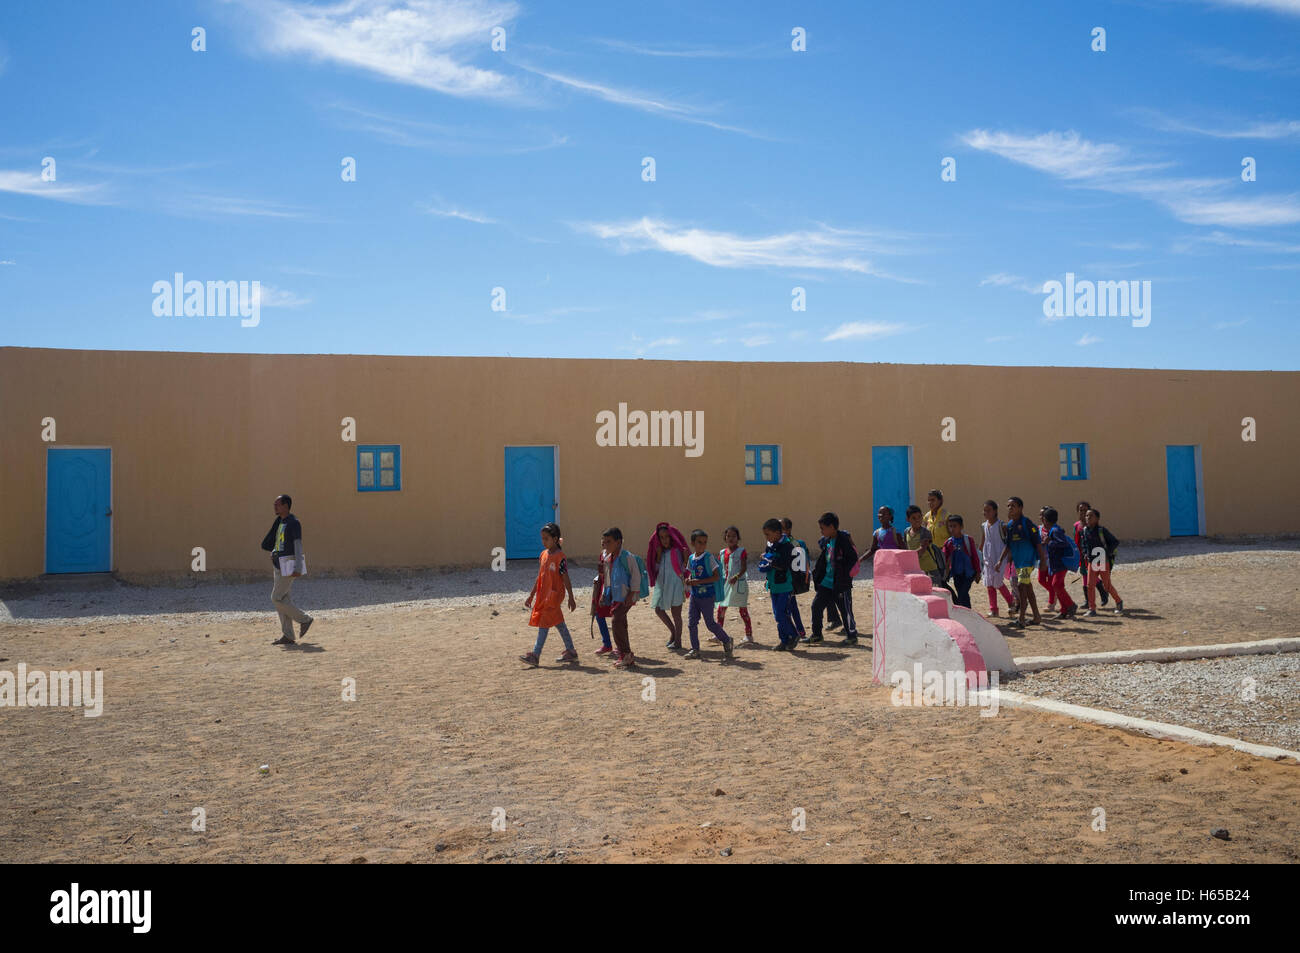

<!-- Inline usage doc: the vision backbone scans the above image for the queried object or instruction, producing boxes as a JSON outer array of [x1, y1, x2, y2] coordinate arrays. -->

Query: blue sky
[[1, 0, 1298, 369]]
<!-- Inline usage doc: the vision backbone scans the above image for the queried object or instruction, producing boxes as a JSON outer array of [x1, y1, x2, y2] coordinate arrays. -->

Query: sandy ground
[[1, 543, 1297, 863]]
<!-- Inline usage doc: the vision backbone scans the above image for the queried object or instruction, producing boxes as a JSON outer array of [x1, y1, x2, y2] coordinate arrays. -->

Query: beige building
[[1, 347, 1296, 581]]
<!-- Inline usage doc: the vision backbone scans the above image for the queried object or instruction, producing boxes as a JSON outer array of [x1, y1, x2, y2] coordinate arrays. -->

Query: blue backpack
[[624, 550, 651, 599], [1050, 526, 1081, 572], [947, 536, 975, 579], [690, 552, 726, 601]]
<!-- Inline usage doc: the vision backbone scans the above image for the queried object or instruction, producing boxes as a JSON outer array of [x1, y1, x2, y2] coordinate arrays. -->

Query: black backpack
[[791, 539, 811, 594]]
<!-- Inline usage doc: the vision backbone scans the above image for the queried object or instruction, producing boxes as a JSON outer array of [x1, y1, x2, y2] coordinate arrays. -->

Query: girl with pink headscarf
[[647, 522, 690, 650]]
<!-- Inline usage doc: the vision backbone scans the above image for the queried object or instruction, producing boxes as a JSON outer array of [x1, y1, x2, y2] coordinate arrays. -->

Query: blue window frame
[[1059, 443, 1088, 480], [745, 444, 780, 485], [358, 445, 401, 491]]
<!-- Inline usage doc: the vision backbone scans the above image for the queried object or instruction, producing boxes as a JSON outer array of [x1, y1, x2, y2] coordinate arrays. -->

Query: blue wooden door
[[504, 446, 556, 559], [1166, 445, 1200, 536], [46, 448, 112, 573], [871, 446, 911, 531]]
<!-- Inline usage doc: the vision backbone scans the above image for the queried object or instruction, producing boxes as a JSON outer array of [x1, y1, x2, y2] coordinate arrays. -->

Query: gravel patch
[[1013, 653, 1300, 752]]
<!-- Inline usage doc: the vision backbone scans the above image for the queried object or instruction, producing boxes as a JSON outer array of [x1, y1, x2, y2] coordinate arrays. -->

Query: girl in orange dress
[[520, 522, 578, 666]]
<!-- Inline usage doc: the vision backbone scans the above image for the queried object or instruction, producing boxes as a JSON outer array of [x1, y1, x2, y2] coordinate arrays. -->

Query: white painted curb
[[1014, 637, 1300, 672], [978, 688, 1300, 763]]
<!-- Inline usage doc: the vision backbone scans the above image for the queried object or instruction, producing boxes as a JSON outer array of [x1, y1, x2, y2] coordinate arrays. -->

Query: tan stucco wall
[[2, 347, 1297, 580]]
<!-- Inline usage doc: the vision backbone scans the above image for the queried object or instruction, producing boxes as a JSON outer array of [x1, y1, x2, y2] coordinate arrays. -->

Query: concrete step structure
[[870, 548, 1017, 685]]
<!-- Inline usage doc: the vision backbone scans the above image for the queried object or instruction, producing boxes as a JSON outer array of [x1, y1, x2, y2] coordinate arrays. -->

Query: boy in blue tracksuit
[[756, 518, 799, 651]]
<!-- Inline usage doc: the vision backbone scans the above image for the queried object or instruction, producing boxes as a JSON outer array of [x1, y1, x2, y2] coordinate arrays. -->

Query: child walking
[[1074, 501, 1109, 608], [996, 497, 1045, 628], [599, 527, 641, 669], [757, 518, 799, 651], [1082, 508, 1124, 616], [1041, 507, 1079, 620], [811, 511, 860, 645], [941, 515, 981, 609], [685, 530, 734, 660], [591, 536, 615, 656], [782, 517, 811, 640], [647, 521, 690, 651], [716, 526, 754, 644], [1037, 506, 1057, 612], [519, 522, 578, 666], [980, 500, 1017, 617]]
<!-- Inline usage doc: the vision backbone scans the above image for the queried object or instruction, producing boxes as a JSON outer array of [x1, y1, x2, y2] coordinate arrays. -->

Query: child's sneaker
[[989, 609, 1000, 617], [614, 653, 636, 669], [684, 648, 700, 659], [723, 639, 734, 660], [666, 637, 682, 650], [1083, 608, 1097, 617], [707, 633, 723, 643], [519, 652, 540, 667], [595, 645, 613, 656], [826, 620, 842, 632], [806, 634, 824, 644], [1113, 599, 1125, 614], [555, 649, 578, 664], [838, 635, 858, 646]]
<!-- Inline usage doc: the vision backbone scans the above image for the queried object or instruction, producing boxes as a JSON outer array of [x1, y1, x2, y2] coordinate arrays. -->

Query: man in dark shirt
[[261, 494, 312, 645]]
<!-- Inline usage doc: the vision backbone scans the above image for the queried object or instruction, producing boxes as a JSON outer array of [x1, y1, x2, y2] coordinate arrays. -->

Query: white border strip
[[1014, 637, 1300, 672], [979, 688, 1300, 763]]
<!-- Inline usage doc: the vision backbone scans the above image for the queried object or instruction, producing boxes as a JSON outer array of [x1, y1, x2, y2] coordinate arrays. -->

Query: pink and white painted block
[[870, 548, 1016, 685]]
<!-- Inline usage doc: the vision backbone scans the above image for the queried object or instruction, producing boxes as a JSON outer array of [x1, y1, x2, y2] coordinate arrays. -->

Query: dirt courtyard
[[1, 542, 1297, 863]]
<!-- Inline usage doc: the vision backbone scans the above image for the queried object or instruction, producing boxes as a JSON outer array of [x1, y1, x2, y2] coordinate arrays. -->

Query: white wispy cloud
[[240, 0, 520, 98], [0, 169, 107, 204], [577, 217, 917, 279], [963, 127, 1300, 226], [1176, 231, 1300, 253], [253, 284, 311, 308], [1076, 333, 1102, 346], [325, 102, 569, 154], [618, 334, 681, 354], [980, 272, 1044, 294], [515, 64, 762, 137], [1193, 47, 1299, 73], [1138, 109, 1300, 139], [822, 321, 907, 342], [1167, 194, 1300, 226], [423, 200, 495, 224], [590, 38, 767, 58], [0, 259, 15, 265], [664, 308, 743, 324], [1194, 0, 1300, 16], [741, 335, 772, 347], [960, 129, 1166, 180], [169, 193, 312, 220], [1213, 318, 1249, 329]]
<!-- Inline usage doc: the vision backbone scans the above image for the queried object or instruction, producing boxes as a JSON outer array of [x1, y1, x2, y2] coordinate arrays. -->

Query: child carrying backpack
[[1041, 507, 1079, 620], [684, 529, 734, 660], [1081, 508, 1124, 617], [598, 527, 646, 668], [941, 515, 982, 609], [782, 517, 811, 639]]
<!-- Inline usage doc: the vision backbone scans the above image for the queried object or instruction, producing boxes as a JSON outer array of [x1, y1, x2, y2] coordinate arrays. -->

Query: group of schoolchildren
[[866, 490, 1125, 630], [518, 492, 1126, 668]]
